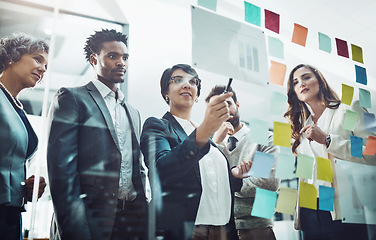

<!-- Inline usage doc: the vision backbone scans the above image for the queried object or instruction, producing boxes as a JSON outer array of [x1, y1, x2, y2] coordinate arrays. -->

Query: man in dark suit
[[47, 29, 149, 240]]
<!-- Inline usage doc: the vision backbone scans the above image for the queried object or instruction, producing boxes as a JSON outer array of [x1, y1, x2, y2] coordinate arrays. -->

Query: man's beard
[[228, 111, 240, 128]]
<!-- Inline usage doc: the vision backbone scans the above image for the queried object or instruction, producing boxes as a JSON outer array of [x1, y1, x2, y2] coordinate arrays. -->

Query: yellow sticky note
[[316, 157, 333, 182], [351, 44, 364, 64], [299, 182, 317, 210], [341, 83, 354, 105], [273, 121, 291, 147], [275, 187, 298, 215]]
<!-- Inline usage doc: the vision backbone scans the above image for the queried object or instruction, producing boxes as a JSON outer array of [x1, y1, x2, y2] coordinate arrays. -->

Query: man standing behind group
[[206, 85, 280, 240], [47, 29, 149, 240]]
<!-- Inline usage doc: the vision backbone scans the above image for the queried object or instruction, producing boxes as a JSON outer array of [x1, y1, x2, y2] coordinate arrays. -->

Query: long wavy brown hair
[[284, 64, 340, 154]]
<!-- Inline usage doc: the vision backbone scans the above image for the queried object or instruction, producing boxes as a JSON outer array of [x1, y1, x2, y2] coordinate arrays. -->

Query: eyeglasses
[[170, 76, 200, 87]]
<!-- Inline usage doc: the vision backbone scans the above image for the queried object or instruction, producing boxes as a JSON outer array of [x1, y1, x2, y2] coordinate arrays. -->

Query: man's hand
[[231, 160, 252, 179], [25, 175, 47, 201], [212, 122, 235, 144]]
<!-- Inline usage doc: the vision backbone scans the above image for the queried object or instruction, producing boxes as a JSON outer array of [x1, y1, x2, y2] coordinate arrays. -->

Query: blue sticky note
[[359, 88, 371, 108], [268, 36, 284, 60], [244, 2, 261, 26], [251, 188, 277, 219], [364, 112, 376, 133], [318, 32, 331, 53], [249, 118, 269, 145], [319, 185, 335, 211], [350, 135, 363, 158], [275, 153, 296, 179], [197, 0, 217, 11], [355, 65, 367, 85], [269, 91, 288, 116], [248, 151, 275, 178]]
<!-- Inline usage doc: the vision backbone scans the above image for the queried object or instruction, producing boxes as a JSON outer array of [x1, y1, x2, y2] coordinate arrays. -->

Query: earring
[[195, 98, 198, 103], [165, 96, 169, 103]]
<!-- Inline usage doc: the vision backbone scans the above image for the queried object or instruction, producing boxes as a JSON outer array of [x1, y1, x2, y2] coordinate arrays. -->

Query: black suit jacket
[[47, 82, 148, 240], [140, 112, 241, 240]]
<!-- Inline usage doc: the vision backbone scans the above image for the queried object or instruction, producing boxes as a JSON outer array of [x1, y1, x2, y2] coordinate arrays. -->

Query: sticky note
[[341, 84, 354, 106], [273, 121, 291, 147], [359, 88, 371, 108], [336, 38, 349, 58], [343, 110, 359, 131], [269, 91, 288, 116], [299, 182, 317, 210], [364, 136, 376, 155], [197, 0, 217, 11], [269, 60, 286, 86], [244, 2, 260, 26], [296, 154, 314, 179], [318, 32, 331, 53], [268, 36, 284, 60], [249, 118, 269, 145], [350, 135, 363, 158], [275, 187, 298, 215], [292, 23, 308, 47], [265, 9, 280, 33], [319, 186, 335, 211], [248, 151, 275, 178], [251, 188, 277, 219], [275, 153, 296, 179], [316, 157, 333, 182], [351, 44, 364, 64], [355, 65, 367, 85], [364, 112, 376, 133]]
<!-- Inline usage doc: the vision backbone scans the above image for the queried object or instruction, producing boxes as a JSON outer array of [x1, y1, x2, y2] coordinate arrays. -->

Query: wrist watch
[[325, 135, 331, 148]]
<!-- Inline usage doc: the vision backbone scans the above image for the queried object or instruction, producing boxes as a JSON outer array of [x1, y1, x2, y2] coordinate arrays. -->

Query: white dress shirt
[[92, 79, 136, 201], [173, 115, 231, 226]]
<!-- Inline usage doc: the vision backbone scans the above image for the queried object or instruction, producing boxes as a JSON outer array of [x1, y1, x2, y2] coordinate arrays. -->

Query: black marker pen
[[224, 78, 233, 93]]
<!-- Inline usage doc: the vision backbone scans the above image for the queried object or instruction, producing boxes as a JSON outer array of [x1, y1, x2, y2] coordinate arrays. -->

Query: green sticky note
[[316, 157, 333, 182], [343, 110, 359, 131], [296, 154, 314, 179], [244, 1, 260, 26], [268, 36, 284, 60], [299, 182, 317, 210], [251, 188, 277, 219], [359, 88, 371, 108], [341, 83, 354, 106], [197, 0, 217, 11], [273, 122, 291, 147], [249, 118, 269, 145], [275, 187, 298, 215], [318, 32, 331, 53], [351, 44, 364, 64], [269, 91, 288, 116], [275, 153, 296, 179]]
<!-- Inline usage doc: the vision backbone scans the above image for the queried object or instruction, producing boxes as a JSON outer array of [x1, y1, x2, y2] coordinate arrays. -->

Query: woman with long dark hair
[[284, 64, 375, 240]]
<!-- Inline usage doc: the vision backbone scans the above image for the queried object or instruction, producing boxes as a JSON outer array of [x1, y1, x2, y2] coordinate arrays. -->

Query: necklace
[[0, 81, 23, 110]]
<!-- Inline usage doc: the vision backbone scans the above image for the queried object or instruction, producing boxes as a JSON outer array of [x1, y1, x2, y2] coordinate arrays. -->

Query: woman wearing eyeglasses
[[140, 64, 251, 240]]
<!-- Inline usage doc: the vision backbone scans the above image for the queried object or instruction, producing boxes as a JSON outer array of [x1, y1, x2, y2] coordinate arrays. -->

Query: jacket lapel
[[85, 82, 120, 149], [163, 112, 188, 141]]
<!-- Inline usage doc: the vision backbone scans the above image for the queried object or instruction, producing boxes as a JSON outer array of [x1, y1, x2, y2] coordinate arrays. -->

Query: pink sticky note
[[335, 38, 349, 58], [269, 60, 286, 86], [265, 9, 280, 34]]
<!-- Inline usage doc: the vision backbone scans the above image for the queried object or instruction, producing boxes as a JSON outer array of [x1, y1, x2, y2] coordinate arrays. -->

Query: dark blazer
[[47, 81, 148, 240], [140, 112, 241, 240], [0, 90, 37, 208]]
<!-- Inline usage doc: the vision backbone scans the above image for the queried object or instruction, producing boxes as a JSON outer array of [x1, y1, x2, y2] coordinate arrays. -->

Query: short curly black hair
[[84, 29, 128, 65], [0, 33, 49, 74]]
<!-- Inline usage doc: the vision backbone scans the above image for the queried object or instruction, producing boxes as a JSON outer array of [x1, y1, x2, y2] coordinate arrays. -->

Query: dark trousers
[[110, 196, 148, 240], [300, 207, 369, 240], [237, 227, 276, 240], [0, 206, 22, 240]]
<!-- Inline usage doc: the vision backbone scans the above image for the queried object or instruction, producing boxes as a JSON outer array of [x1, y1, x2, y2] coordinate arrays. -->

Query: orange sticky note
[[364, 136, 376, 155], [292, 23, 308, 47], [269, 60, 286, 86], [316, 157, 333, 182], [299, 182, 317, 210]]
